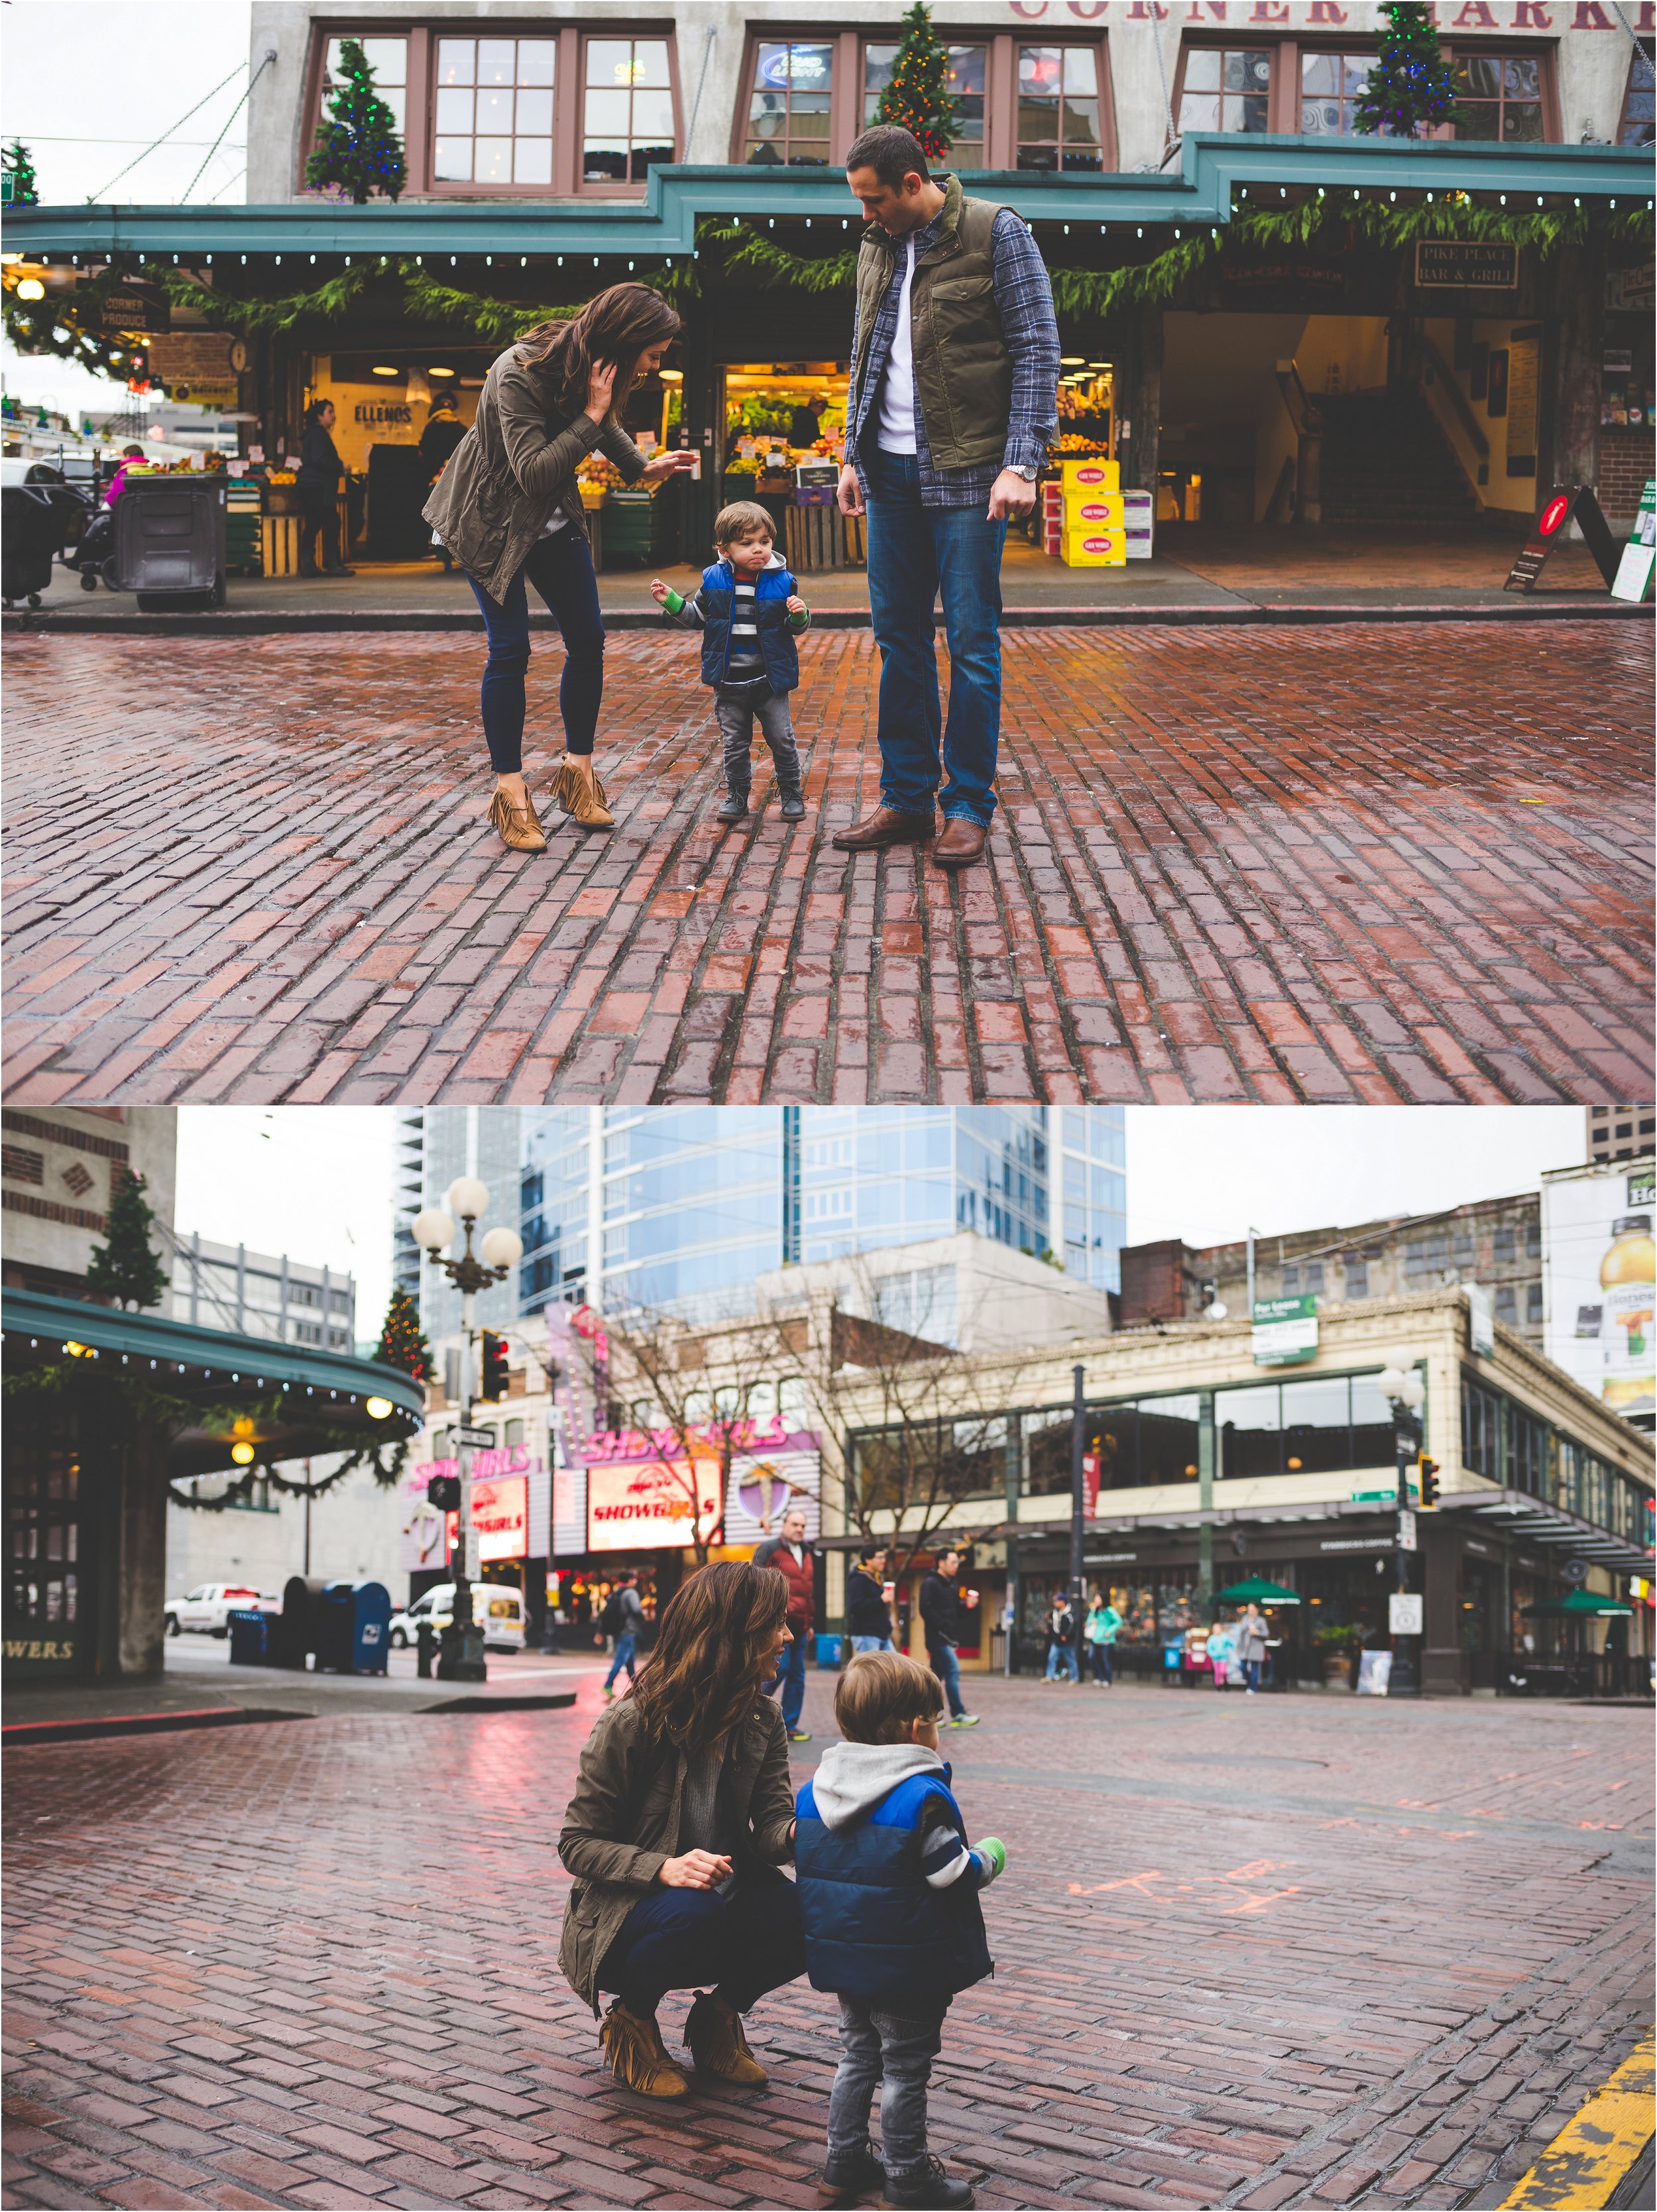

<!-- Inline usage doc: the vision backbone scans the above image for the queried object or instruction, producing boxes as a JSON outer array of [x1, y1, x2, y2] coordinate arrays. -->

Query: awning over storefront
[[1440, 1485, 1654, 1578], [1522, 1588, 1635, 1617], [1214, 1578, 1302, 1605]]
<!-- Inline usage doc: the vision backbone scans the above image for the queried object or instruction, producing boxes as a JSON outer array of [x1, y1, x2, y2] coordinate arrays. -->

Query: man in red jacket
[[754, 1505, 815, 1742]]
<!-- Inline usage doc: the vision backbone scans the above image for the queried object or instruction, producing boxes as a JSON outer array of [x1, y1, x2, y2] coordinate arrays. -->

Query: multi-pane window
[[1620, 48, 1654, 145], [1017, 45, 1104, 170], [746, 41, 836, 165], [434, 37, 557, 184], [1178, 47, 1273, 134], [1453, 53, 1544, 141], [1300, 52, 1377, 135], [322, 36, 407, 135], [4, 1409, 81, 1647], [583, 38, 676, 186], [864, 42, 986, 165], [1345, 1259, 1369, 1299]]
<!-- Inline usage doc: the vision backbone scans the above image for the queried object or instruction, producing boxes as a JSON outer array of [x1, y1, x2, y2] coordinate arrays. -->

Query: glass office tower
[[520, 1107, 1125, 1321]]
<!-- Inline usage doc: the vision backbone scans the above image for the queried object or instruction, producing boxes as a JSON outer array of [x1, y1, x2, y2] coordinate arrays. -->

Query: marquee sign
[[587, 1454, 724, 1553]]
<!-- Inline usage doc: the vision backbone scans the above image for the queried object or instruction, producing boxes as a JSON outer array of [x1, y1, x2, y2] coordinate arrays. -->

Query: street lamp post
[[410, 1178, 523, 1684], [1378, 1354, 1426, 1700], [1068, 1364, 1086, 1683]]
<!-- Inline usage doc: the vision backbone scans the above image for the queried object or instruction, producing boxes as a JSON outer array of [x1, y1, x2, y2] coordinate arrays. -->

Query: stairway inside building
[[1316, 386, 1482, 525]]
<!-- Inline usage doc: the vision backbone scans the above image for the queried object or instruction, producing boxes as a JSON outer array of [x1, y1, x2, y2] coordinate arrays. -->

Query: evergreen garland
[[1, 266, 164, 390], [305, 38, 407, 204], [3, 140, 39, 209], [84, 1171, 168, 1311], [374, 1289, 433, 1385], [1354, 3, 1460, 141], [874, 3, 963, 165]]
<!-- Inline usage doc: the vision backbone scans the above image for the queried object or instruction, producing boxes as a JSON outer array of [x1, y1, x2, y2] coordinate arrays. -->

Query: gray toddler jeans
[[714, 681, 802, 800], [827, 1995, 949, 2178]]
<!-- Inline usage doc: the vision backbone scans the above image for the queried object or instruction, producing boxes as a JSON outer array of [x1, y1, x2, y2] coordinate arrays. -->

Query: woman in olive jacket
[[424, 282, 696, 852], [557, 1560, 805, 2099]]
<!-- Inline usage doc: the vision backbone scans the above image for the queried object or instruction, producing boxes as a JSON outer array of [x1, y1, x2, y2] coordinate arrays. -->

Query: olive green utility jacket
[[422, 341, 647, 603], [556, 1694, 796, 2013]]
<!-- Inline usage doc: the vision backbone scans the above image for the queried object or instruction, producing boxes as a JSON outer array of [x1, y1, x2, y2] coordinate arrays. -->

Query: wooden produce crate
[[842, 513, 868, 567], [785, 497, 846, 573], [260, 514, 301, 577]]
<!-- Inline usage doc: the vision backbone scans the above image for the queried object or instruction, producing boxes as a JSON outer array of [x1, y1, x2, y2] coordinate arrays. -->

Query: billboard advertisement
[[581, 1431, 823, 1554], [1542, 1159, 1655, 1425], [588, 1454, 725, 1553]]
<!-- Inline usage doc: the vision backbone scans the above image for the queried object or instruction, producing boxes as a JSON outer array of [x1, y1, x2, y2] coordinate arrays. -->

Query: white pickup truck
[[164, 1584, 279, 1637]]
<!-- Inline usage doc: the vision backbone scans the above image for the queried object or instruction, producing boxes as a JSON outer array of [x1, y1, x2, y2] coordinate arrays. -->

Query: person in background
[[1043, 1593, 1078, 1683], [1206, 1616, 1236, 1692], [1233, 1602, 1268, 1696], [788, 391, 829, 448], [918, 1548, 979, 1729], [600, 1570, 648, 1701], [754, 1505, 817, 1742], [845, 1544, 893, 1654], [296, 397, 353, 577], [1084, 1591, 1121, 1686], [103, 443, 147, 506], [420, 394, 468, 570]]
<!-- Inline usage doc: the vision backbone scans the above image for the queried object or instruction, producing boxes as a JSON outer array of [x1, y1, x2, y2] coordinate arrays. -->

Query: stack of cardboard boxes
[[1041, 457, 1154, 567]]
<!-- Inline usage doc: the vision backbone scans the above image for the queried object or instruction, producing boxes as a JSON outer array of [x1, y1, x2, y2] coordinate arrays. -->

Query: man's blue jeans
[[1046, 1642, 1079, 1681], [771, 1632, 808, 1730], [862, 450, 1008, 828], [927, 1639, 968, 1719], [850, 1635, 892, 1655], [604, 1631, 637, 1689]]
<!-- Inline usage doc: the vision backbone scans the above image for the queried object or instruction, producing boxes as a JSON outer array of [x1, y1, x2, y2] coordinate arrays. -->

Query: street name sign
[[455, 1424, 494, 1448]]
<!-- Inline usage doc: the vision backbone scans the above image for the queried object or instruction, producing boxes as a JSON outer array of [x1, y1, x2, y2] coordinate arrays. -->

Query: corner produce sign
[[1253, 1294, 1319, 1368]]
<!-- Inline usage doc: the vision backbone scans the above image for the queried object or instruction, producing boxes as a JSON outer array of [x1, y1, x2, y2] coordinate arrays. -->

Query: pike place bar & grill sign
[[1413, 240, 1518, 290]]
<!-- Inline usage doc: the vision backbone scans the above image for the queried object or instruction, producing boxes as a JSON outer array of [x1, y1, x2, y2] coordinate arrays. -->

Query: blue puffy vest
[[794, 1765, 994, 2009], [694, 559, 801, 693]]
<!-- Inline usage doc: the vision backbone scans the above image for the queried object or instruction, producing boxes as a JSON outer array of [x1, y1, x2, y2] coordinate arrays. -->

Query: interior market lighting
[[372, 364, 398, 376], [15, 278, 44, 300], [428, 364, 455, 377]]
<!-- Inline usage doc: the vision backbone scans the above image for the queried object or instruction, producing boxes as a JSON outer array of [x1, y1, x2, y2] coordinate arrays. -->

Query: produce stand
[[601, 475, 681, 569]]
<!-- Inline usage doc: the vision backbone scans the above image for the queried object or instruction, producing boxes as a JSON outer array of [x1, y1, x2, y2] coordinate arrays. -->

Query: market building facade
[[5, 2, 1652, 575]]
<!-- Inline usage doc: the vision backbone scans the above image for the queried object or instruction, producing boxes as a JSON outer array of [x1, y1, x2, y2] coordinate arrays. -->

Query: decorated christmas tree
[[304, 38, 406, 204], [3, 141, 39, 209], [373, 1288, 433, 1384], [874, 3, 962, 166], [1353, 2, 1459, 140], [84, 1171, 167, 1312]]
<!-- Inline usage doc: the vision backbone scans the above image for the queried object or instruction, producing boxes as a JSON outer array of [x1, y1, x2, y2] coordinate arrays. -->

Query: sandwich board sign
[[1611, 481, 1655, 604], [1504, 484, 1620, 594]]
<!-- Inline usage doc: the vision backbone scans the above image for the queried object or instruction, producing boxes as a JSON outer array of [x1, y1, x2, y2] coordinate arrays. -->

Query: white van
[[388, 1582, 526, 1652]]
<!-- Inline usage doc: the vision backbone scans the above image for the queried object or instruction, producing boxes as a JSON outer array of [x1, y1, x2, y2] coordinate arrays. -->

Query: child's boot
[[779, 787, 807, 822], [716, 787, 749, 823], [819, 2140, 886, 2203], [882, 2155, 974, 2211]]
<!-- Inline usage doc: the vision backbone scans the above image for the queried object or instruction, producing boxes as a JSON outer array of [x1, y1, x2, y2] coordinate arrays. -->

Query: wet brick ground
[[3, 1674, 1650, 2211], [3, 623, 1650, 1106]]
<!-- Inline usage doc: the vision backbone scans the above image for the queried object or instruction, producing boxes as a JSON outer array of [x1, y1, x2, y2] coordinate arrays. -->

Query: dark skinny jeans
[[596, 1863, 806, 2019], [465, 526, 604, 771]]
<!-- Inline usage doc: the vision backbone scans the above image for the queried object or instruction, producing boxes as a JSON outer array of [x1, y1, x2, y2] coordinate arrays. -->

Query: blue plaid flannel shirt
[[846, 196, 1060, 508]]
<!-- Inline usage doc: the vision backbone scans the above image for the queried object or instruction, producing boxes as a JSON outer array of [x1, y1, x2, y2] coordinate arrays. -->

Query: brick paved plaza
[[3, 622, 1650, 1108], [3, 1674, 1650, 2211]]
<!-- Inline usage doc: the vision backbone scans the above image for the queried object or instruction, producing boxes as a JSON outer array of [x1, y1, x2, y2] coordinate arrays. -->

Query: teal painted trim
[[2, 1287, 424, 1423], [5, 139, 1650, 259]]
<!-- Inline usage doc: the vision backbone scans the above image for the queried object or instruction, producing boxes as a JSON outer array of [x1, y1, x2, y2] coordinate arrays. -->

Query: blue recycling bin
[[315, 1580, 392, 1675], [815, 1633, 843, 1668], [227, 1609, 270, 1665]]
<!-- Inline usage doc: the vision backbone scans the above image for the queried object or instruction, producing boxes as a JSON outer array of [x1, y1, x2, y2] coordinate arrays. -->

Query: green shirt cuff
[[664, 587, 685, 614]]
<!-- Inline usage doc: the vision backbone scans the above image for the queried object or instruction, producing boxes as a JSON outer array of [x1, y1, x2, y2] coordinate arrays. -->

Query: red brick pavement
[[3, 1675, 1650, 2211], [2, 624, 1650, 1107]]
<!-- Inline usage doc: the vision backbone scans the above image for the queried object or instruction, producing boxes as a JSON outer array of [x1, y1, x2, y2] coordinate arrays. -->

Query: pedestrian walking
[[918, 1548, 980, 1728], [1084, 1592, 1121, 1685], [1205, 1617, 1236, 1692], [1043, 1594, 1078, 1682], [795, 1651, 1006, 2209], [557, 1560, 805, 2099], [832, 125, 1059, 872], [296, 398, 353, 577], [650, 501, 811, 823], [754, 1505, 817, 1742], [1233, 1603, 1268, 1695], [845, 1544, 894, 1654], [423, 282, 697, 854], [600, 1570, 647, 1700]]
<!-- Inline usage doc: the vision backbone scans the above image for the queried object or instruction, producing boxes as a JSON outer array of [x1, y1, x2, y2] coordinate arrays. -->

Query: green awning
[[1214, 1577, 1302, 1605], [1522, 1588, 1634, 1618]]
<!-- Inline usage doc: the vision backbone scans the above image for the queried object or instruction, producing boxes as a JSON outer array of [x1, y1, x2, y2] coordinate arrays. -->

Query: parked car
[[164, 1584, 277, 1637], [388, 1582, 526, 1652]]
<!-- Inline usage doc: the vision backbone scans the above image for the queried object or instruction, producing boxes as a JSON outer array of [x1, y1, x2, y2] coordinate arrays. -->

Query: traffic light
[[427, 1474, 460, 1511], [479, 1331, 509, 1402], [1418, 1456, 1440, 1509]]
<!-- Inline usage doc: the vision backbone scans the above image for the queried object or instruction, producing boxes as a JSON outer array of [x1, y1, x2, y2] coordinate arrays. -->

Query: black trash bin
[[1, 479, 63, 607], [227, 1608, 270, 1665], [112, 471, 227, 609], [272, 1574, 329, 1669], [316, 1580, 392, 1675]]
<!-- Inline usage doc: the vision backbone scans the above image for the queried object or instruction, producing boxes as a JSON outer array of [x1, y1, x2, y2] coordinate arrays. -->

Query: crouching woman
[[557, 1560, 806, 2098]]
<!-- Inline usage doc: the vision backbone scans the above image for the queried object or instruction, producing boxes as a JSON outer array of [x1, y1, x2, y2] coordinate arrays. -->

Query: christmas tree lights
[[304, 38, 407, 204], [374, 1289, 433, 1384], [874, 3, 962, 165], [1353, 3, 1459, 141]]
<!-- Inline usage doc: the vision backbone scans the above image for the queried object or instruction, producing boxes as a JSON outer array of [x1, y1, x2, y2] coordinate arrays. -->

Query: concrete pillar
[[1197, 1390, 1215, 1611], [1121, 302, 1162, 497], [115, 1426, 170, 1680], [1546, 213, 1605, 497], [1420, 1519, 1467, 1696]]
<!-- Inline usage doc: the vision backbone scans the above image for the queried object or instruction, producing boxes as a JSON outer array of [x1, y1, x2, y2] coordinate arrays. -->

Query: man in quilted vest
[[834, 125, 1059, 872]]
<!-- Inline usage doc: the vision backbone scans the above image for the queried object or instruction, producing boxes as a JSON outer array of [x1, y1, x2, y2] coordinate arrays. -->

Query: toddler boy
[[651, 501, 810, 822], [795, 1651, 1006, 2211]]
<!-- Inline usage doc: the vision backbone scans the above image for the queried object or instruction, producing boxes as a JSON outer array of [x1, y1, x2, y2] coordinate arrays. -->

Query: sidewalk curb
[[3, 599, 1649, 637], [1, 1706, 310, 1746], [416, 1690, 579, 1714], [1499, 2028, 1656, 2210]]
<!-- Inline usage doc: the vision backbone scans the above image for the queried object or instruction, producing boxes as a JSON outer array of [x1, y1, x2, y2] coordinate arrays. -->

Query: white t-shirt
[[876, 234, 919, 454]]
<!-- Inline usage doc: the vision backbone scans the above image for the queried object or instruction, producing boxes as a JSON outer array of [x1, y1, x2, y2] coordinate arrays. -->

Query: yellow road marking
[[1501, 2029, 1655, 2209]]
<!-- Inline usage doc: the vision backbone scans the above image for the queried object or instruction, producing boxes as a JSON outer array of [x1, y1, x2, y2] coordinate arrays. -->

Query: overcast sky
[[172, 1105, 1588, 1344]]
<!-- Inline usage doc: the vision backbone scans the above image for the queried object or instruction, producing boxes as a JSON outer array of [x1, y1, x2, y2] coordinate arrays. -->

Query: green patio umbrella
[[1521, 1588, 1634, 1618], [1213, 1577, 1302, 1605]]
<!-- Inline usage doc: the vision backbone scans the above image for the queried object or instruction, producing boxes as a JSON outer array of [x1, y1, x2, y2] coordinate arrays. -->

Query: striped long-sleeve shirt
[[846, 193, 1060, 510], [919, 1814, 1005, 1891]]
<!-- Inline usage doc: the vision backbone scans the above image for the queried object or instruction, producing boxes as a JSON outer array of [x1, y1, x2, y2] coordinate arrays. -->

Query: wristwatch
[[1011, 464, 1039, 481]]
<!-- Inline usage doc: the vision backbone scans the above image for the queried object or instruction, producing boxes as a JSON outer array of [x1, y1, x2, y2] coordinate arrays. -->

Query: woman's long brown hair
[[630, 1561, 787, 1757], [516, 282, 682, 423]]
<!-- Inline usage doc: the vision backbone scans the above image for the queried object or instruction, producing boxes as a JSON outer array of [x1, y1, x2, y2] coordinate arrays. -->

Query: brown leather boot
[[548, 755, 615, 831], [487, 786, 547, 853], [831, 805, 935, 853], [684, 1991, 768, 2087], [933, 817, 988, 870], [598, 2001, 691, 2098]]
